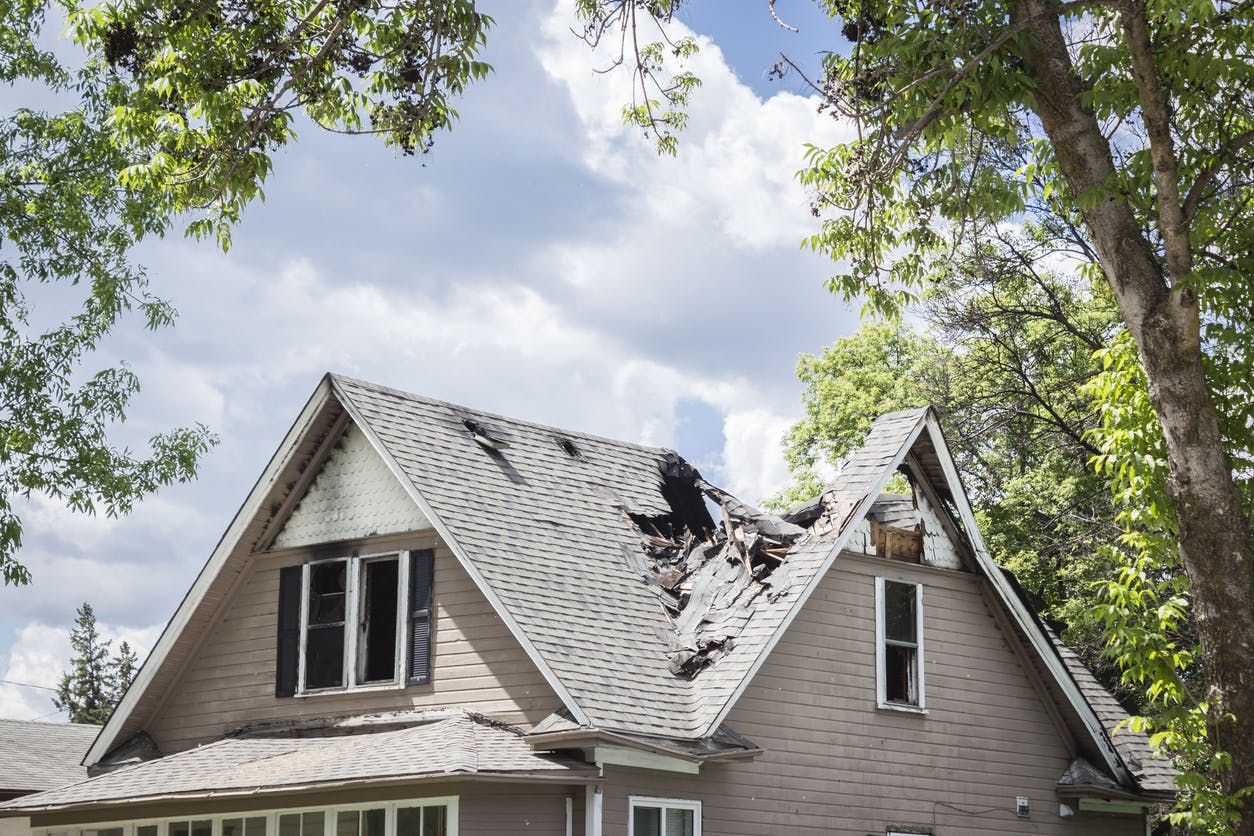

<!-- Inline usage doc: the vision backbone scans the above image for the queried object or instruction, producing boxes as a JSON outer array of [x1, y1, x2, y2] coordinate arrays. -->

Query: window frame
[[875, 576, 926, 713], [33, 797, 458, 836], [627, 796, 702, 836], [296, 550, 410, 695]]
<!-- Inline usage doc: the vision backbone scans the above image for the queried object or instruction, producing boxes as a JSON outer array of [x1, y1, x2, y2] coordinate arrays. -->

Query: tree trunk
[[1013, 0, 1254, 825]]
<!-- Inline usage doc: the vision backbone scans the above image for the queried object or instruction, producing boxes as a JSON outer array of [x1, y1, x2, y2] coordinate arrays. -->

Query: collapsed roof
[[81, 374, 1170, 799]]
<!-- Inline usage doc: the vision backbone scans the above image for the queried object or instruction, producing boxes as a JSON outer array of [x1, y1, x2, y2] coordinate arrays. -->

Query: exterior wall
[[599, 552, 1144, 836], [147, 530, 559, 753], [0, 816, 31, 836]]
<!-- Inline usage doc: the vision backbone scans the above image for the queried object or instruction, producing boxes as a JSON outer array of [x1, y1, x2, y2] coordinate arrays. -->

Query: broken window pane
[[885, 644, 918, 704], [246, 818, 267, 836], [884, 581, 916, 644], [306, 621, 345, 689], [278, 814, 301, 836], [632, 807, 661, 836], [169, 823, 190, 836], [361, 558, 399, 683], [137, 827, 158, 836], [309, 561, 347, 624], [223, 819, 245, 836]]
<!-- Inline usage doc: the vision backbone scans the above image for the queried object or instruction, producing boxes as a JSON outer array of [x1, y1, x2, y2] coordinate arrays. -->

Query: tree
[[798, 4, 1254, 829], [1, 0, 492, 585], [577, 0, 1253, 828], [53, 602, 138, 725]]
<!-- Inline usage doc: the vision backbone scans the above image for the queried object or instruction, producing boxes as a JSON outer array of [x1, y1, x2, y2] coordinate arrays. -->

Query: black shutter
[[275, 565, 302, 697], [408, 549, 435, 685]]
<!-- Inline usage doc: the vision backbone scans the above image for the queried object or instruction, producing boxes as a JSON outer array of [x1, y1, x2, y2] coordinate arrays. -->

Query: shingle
[[0, 719, 98, 792], [2, 712, 592, 811], [333, 379, 929, 740], [1045, 629, 1177, 794]]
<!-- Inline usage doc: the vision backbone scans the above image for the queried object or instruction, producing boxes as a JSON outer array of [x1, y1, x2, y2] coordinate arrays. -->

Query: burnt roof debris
[[624, 456, 808, 680], [462, 418, 510, 452]]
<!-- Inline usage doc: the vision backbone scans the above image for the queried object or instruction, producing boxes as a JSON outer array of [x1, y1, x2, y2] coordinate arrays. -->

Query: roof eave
[[3, 770, 605, 816], [525, 727, 761, 764]]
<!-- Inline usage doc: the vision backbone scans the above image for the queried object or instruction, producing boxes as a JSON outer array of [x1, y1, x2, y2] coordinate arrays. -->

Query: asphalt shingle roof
[[1, 711, 592, 812], [334, 380, 932, 740], [0, 719, 98, 793], [1046, 630, 1177, 794]]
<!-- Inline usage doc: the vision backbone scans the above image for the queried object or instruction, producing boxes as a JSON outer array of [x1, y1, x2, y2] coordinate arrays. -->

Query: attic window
[[876, 577, 925, 711], [275, 550, 435, 696]]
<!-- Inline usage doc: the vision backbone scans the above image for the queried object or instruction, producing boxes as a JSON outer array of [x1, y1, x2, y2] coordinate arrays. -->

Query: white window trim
[[34, 797, 458, 836], [875, 576, 927, 713], [296, 550, 410, 696], [627, 796, 702, 836]]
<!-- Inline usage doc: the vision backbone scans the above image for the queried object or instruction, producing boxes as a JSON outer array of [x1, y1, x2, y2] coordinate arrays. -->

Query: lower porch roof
[[0, 710, 598, 815]]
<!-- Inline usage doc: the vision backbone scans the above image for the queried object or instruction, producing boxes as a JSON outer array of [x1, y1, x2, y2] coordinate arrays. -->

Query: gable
[[146, 532, 560, 754], [272, 423, 431, 549], [720, 554, 1084, 832]]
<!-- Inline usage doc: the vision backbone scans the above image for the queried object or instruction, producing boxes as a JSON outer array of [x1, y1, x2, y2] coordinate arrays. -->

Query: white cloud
[[0, 624, 68, 720], [0, 620, 160, 722], [720, 408, 795, 504], [1, 0, 863, 683]]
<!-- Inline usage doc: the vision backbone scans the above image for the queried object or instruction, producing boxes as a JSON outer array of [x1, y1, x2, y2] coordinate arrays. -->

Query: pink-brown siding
[[598, 552, 1144, 836], [147, 531, 559, 753]]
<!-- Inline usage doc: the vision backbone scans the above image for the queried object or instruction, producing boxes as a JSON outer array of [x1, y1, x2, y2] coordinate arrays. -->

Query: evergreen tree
[[108, 641, 139, 706], [53, 603, 141, 725]]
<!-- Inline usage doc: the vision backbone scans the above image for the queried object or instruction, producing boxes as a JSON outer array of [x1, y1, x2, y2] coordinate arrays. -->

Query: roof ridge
[[331, 373, 673, 457]]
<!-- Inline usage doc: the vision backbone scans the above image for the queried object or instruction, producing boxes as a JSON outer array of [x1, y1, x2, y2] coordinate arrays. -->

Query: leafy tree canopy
[[1, 0, 492, 585]]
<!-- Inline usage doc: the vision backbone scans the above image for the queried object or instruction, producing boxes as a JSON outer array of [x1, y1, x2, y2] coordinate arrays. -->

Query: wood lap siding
[[147, 534, 558, 754], [600, 552, 1144, 836], [457, 785, 573, 834]]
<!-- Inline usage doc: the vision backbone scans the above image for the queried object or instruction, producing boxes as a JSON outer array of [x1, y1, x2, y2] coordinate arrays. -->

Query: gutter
[[525, 727, 761, 764], [1, 771, 604, 816]]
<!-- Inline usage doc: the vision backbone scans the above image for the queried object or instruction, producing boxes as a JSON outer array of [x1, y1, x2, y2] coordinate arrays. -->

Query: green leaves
[[65, 0, 491, 245], [3, 0, 500, 586]]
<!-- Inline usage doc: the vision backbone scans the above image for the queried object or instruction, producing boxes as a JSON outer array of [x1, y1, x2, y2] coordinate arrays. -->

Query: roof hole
[[463, 418, 510, 451], [555, 436, 582, 459]]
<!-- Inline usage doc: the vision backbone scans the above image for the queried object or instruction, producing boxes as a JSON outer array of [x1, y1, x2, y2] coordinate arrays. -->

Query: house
[[0, 374, 1175, 835], [0, 719, 99, 836]]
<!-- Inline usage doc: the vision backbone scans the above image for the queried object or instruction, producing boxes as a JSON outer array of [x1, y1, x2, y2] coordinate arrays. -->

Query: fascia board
[[920, 413, 1133, 786], [329, 377, 591, 727], [84, 377, 339, 766], [703, 410, 931, 735]]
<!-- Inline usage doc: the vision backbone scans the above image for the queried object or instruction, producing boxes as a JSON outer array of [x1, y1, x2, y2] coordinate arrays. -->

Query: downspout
[[565, 796, 573, 836]]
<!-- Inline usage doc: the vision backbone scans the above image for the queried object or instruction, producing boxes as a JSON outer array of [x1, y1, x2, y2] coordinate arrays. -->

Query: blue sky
[[0, 0, 862, 720]]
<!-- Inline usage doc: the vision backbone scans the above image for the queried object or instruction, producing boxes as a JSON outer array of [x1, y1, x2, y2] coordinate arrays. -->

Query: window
[[628, 797, 700, 836], [275, 549, 435, 696], [876, 577, 925, 710], [35, 798, 456, 836]]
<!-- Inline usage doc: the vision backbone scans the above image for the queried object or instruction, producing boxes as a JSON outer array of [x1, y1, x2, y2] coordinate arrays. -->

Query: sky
[[0, 0, 862, 721]]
